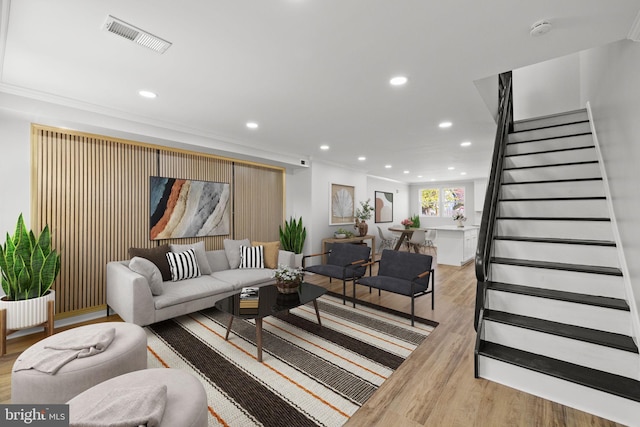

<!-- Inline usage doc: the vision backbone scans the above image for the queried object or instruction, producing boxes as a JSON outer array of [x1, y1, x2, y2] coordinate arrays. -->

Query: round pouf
[[67, 368, 208, 427], [11, 322, 147, 404]]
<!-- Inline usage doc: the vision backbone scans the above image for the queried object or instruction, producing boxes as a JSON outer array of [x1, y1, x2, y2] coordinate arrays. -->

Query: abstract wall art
[[375, 191, 394, 223], [150, 176, 230, 240], [330, 183, 355, 225]]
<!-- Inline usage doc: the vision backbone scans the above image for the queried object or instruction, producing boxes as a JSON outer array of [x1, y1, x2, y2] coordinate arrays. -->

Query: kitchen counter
[[432, 225, 479, 266]]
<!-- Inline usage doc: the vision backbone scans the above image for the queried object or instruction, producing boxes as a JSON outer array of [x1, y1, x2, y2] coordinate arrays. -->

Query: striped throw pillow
[[166, 248, 201, 281], [240, 245, 264, 269]]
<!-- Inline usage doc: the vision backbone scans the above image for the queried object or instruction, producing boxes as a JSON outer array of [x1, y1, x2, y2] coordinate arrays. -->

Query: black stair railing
[[474, 71, 513, 331]]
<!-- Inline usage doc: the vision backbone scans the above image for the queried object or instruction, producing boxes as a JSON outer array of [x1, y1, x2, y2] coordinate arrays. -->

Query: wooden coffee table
[[214, 282, 327, 362]]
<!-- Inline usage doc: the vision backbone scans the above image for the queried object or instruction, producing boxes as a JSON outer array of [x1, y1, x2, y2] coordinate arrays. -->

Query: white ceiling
[[1, 0, 639, 183]]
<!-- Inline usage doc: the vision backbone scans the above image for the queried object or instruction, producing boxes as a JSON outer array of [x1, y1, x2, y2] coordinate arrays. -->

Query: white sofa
[[107, 248, 295, 326]]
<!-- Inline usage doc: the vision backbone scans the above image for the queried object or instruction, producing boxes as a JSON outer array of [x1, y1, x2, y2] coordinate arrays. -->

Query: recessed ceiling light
[[320, 145, 330, 150], [138, 90, 157, 99], [460, 141, 472, 147], [403, 170, 409, 174], [448, 166, 455, 170], [358, 156, 366, 161], [385, 165, 392, 169], [389, 76, 408, 86], [439, 121, 452, 128], [246, 122, 259, 129], [460, 172, 467, 176], [431, 178, 436, 181], [417, 175, 423, 178]]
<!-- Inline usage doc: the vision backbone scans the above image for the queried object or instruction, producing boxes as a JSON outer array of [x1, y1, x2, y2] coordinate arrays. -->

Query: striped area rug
[[145, 294, 436, 427]]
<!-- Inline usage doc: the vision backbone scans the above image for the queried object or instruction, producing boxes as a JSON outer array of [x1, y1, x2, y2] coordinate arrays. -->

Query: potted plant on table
[[354, 199, 374, 237], [452, 210, 467, 227], [273, 264, 304, 294], [279, 217, 307, 267], [0, 214, 60, 343]]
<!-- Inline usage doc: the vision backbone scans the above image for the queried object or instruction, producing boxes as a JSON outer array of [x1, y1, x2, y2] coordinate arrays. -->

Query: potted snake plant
[[279, 217, 306, 267], [0, 214, 60, 330]]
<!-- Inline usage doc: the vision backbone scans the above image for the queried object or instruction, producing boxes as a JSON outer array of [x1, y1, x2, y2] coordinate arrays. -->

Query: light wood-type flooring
[[0, 248, 624, 426]]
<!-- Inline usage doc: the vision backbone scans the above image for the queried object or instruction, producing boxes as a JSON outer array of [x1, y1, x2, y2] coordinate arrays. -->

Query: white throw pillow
[[129, 256, 164, 295], [170, 241, 212, 274], [166, 249, 201, 281], [239, 245, 264, 269], [223, 238, 250, 269]]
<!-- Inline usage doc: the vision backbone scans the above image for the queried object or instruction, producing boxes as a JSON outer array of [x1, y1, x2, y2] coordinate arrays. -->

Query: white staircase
[[475, 109, 640, 426]]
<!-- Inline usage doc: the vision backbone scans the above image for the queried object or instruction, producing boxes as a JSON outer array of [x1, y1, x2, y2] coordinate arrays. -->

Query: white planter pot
[[294, 253, 304, 268], [0, 290, 55, 330]]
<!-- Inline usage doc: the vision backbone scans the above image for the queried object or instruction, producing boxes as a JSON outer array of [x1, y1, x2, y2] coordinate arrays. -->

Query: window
[[420, 188, 439, 216], [420, 186, 465, 218]]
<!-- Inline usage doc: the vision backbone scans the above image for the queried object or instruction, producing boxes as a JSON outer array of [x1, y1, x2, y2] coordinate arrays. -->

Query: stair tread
[[497, 216, 610, 221], [499, 197, 606, 201], [484, 309, 637, 352], [505, 145, 595, 157], [503, 160, 598, 171], [491, 257, 623, 276], [486, 282, 629, 311], [502, 177, 603, 185], [508, 131, 592, 145], [494, 236, 616, 246], [510, 120, 590, 134], [478, 342, 640, 403]]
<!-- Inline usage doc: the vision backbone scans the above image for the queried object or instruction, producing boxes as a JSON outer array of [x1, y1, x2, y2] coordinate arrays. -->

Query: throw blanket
[[70, 384, 168, 427], [13, 327, 116, 375]]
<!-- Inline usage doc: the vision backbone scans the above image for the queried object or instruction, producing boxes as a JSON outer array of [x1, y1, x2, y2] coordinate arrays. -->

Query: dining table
[[388, 227, 429, 251]]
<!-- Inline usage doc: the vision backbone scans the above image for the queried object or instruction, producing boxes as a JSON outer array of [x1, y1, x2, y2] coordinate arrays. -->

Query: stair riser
[[503, 163, 601, 183], [493, 240, 619, 268], [496, 219, 614, 241], [501, 180, 605, 199], [485, 290, 631, 335], [498, 199, 609, 218], [513, 110, 589, 132], [483, 321, 638, 379], [506, 134, 594, 155], [477, 356, 640, 427], [509, 122, 591, 143], [504, 147, 597, 169], [489, 263, 627, 299]]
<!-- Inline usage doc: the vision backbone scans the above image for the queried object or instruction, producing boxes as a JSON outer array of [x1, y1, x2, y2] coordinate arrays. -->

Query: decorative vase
[[0, 290, 55, 330], [357, 220, 368, 237], [404, 225, 410, 229], [456, 220, 464, 228], [276, 279, 302, 294]]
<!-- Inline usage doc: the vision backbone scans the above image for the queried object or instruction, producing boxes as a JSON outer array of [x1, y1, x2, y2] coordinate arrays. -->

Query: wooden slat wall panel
[[234, 163, 284, 241], [32, 126, 156, 316], [157, 151, 234, 250], [32, 125, 285, 316]]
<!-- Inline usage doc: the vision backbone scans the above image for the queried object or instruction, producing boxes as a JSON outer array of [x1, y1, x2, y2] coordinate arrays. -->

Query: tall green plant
[[279, 217, 306, 254], [0, 214, 60, 301]]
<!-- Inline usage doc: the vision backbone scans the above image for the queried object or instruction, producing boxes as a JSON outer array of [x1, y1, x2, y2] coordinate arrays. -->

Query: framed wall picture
[[150, 176, 230, 239], [330, 183, 355, 225], [375, 191, 394, 223]]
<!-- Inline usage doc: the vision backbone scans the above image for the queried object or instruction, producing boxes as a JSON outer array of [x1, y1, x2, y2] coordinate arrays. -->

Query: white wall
[[513, 53, 582, 120], [0, 111, 31, 237], [579, 39, 640, 331]]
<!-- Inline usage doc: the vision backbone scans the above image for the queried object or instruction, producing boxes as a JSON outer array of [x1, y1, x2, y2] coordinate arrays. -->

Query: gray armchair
[[355, 249, 434, 326], [303, 243, 371, 304]]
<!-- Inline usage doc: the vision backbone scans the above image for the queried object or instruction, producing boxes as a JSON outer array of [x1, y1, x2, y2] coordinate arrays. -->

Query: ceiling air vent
[[103, 15, 172, 54]]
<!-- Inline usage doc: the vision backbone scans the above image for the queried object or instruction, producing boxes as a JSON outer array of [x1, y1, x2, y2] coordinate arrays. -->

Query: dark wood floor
[[0, 248, 623, 426]]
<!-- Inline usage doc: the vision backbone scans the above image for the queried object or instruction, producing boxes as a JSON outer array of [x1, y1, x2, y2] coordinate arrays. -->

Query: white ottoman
[[67, 368, 208, 427], [12, 322, 147, 404]]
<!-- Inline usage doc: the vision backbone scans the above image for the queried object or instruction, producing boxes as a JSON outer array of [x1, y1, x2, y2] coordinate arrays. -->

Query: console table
[[321, 235, 376, 263]]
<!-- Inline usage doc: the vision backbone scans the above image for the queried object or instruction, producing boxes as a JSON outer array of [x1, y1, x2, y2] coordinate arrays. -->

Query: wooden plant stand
[[0, 300, 55, 356]]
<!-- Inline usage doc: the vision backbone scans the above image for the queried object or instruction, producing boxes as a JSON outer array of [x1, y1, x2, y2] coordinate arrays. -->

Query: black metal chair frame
[[303, 249, 369, 305]]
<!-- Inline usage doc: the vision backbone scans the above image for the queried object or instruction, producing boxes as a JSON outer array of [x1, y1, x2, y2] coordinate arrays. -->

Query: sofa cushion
[[211, 269, 275, 289], [153, 276, 234, 309], [223, 238, 250, 269], [166, 249, 201, 281], [239, 245, 264, 269], [129, 244, 172, 281], [206, 250, 231, 272], [170, 241, 212, 275], [128, 257, 164, 296], [251, 241, 280, 268]]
